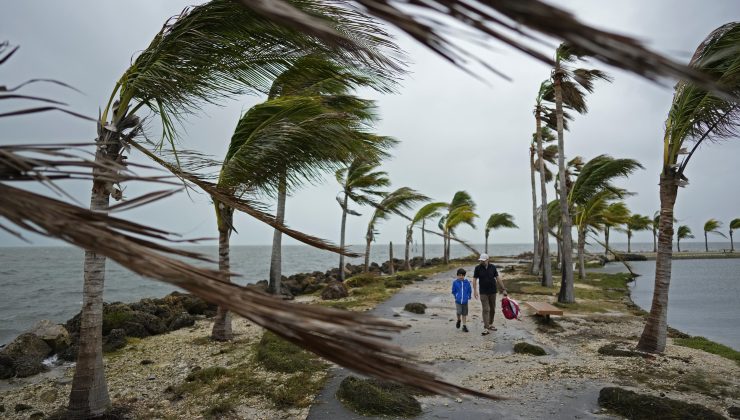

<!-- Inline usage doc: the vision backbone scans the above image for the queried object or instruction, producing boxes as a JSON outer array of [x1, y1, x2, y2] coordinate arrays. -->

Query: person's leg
[[487, 294, 497, 330], [455, 304, 461, 328], [462, 304, 469, 332], [480, 294, 491, 330]]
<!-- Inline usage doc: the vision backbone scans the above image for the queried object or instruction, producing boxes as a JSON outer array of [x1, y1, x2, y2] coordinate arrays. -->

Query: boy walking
[[451, 268, 472, 332]]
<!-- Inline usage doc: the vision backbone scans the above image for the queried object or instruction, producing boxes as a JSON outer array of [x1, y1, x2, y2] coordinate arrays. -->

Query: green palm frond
[[368, 186, 430, 231], [446, 204, 477, 232], [677, 225, 694, 240], [703, 218, 727, 237], [337, 157, 391, 212], [730, 218, 740, 230], [602, 202, 630, 228], [484, 213, 518, 236], [412, 201, 448, 226], [573, 189, 619, 232], [665, 22, 740, 172], [450, 190, 475, 211], [568, 155, 643, 206], [627, 214, 653, 233]]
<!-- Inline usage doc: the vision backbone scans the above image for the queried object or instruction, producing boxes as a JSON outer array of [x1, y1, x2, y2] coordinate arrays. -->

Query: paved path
[[308, 267, 617, 420]]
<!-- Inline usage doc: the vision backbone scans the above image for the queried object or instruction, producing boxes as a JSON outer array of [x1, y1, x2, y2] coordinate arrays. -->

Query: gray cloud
[[1, 0, 739, 250]]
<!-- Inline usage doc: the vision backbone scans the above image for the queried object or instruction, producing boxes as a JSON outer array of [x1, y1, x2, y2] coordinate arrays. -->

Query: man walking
[[473, 253, 507, 335]]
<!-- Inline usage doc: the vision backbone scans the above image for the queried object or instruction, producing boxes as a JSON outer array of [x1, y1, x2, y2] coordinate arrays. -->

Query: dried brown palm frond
[[240, 0, 722, 91], [128, 139, 362, 257], [0, 182, 501, 399]]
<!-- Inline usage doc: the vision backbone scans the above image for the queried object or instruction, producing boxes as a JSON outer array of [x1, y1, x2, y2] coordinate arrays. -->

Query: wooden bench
[[524, 301, 563, 321]]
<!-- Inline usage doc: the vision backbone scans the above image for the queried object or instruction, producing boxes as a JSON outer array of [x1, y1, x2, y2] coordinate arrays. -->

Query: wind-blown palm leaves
[[239, 0, 724, 90], [484, 213, 518, 254], [626, 214, 652, 253], [730, 218, 740, 252], [703, 218, 727, 251], [676, 225, 694, 252], [638, 22, 740, 354], [549, 44, 612, 303], [364, 187, 430, 271], [568, 155, 642, 280], [407, 202, 448, 268], [71, 2, 407, 415], [440, 191, 478, 263], [336, 157, 391, 280]]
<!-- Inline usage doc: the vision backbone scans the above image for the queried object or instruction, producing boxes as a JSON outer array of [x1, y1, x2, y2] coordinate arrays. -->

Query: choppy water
[[597, 258, 740, 350]]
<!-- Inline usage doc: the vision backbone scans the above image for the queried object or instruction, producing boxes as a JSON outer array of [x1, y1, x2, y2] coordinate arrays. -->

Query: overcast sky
[[1, 1, 739, 249]]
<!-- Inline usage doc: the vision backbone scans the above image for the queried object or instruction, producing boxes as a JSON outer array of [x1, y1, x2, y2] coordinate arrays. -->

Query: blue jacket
[[451, 278, 472, 305]]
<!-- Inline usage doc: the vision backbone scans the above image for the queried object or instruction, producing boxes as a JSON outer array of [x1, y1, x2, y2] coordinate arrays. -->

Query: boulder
[[28, 320, 71, 354], [321, 281, 349, 300], [404, 303, 427, 314], [0, 354, 14, 379], [0, 333, 52, 377], [102, 329, 127, 353], [168, 313, 196, 330]]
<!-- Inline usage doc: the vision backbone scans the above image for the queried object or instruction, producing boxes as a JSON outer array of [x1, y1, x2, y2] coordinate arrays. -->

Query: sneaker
[[462, 325, 469, 333], [481, 329, 490, 336], [456, 320, 461, 329]]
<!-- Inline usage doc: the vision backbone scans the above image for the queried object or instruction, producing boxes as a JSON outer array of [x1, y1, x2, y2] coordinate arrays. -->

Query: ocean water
[[597, 259, 740, 350], [0, 242, 735, 347]]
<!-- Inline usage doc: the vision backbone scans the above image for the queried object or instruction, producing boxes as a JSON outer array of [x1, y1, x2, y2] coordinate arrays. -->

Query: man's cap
[[478, 253, 489, 261]]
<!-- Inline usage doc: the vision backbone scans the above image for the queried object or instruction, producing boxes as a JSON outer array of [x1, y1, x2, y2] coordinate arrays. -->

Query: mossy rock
[[728, 405, 740, 419], [598, 343, 648, 358], [336, 376, 421, 417], [598, 387, 724, 420], [345, 274, 382, 288], [255, 332, 325, 373], [404, 302, 427, 314], [513, 342, 546, 356]]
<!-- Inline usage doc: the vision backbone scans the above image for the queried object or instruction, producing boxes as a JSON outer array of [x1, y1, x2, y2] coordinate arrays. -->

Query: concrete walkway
[[307, 266, 616, 420]]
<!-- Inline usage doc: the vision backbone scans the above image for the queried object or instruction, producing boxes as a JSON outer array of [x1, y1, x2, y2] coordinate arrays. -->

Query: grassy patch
[[336, 376, 421, 417], [255, 331, 326, 374], [203, 400, 235, 419], [598, 387, 724, 420], [674, 336, 740, 366], [345, 274, 382, 288]]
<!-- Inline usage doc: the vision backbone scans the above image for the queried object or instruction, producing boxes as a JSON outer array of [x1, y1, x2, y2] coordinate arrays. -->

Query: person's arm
[[493, 266, 507, 294], [465, 280, 472, 301], [472, 277, 479, 299], [451, 280, 457, 296]]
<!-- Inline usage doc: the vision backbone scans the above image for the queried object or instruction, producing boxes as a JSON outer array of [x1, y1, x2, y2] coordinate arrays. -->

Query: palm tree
[[703, 219, 726, 251], [570, 155, 642, 279], [730, 218, 740, 252], [651, 211, 660, 253], [407, 202, 447, 269], [67, 2, 405, 414], [676, 225, 694, 252], [336, 158, 390, 280], [549, 43, 612, 303], [626, 214, 652, 253], [262, 55, 397, 297], [364, 187, 430, 271], [601, 202, 630, 257], [484, 213, 518, 254], [441, 191, 478, 263], [638, 23, 740, 354], [212, 66, 394, 339]]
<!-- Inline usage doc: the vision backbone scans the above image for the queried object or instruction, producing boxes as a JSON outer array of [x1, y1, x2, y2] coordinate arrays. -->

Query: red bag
[[501, 296, 521, 320]]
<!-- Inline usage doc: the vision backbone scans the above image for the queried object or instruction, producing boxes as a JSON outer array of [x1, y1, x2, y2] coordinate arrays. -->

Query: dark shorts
[[455, 303, 469, 316]]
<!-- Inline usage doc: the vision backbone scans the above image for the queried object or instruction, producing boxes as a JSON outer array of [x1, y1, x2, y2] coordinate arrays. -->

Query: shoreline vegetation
[[1, 254, 738, 419]]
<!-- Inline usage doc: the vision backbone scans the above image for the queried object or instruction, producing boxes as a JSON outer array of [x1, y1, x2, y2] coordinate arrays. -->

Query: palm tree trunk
[[731, 231, 735, 252], [627, 231, 632, 253], [211, 205, 233, 341], [484, 233, 489, 254], [705, 231, 708, 252], [530, 147, 542, 275], [421, 220, 426, 265], [677, 237, 681, 252], [364, 230, 372, 272], [652, 228, 657, 253], [604, 226, 610, 257], [637, 174, 678, 353], [536, 111, 553, 287], [268, 175, 286, 295], [554, 74, 575, 304], [443, 231, 449, 264], [577, 228, 586, 280], [68, 130, 119, 418], [389, 241, 395, 275], [338, 193, 349, 281], [404, 225, 412, 271]]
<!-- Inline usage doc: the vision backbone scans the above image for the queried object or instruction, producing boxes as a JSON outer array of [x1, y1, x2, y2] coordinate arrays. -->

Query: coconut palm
[[549, 43, 612, 303], [484, 213, 518, 254], [626, 214, 652, 253], [67, 2, 405, 415], [703, 219, 727, 251], [730, 218, 740, 252], [650, 211, 660, 253], [336, 158, 390, 280], [570, 155, 642, 279], [637, 22, 740, 354], [407, 202, 447, 269], [212, 67, 395, 339], [364, 187, 430, 271], [676, 225, 694, 252], [601, 202, 630, 257], [263, 55, 397, 297], [440, 191, 478, 263]]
